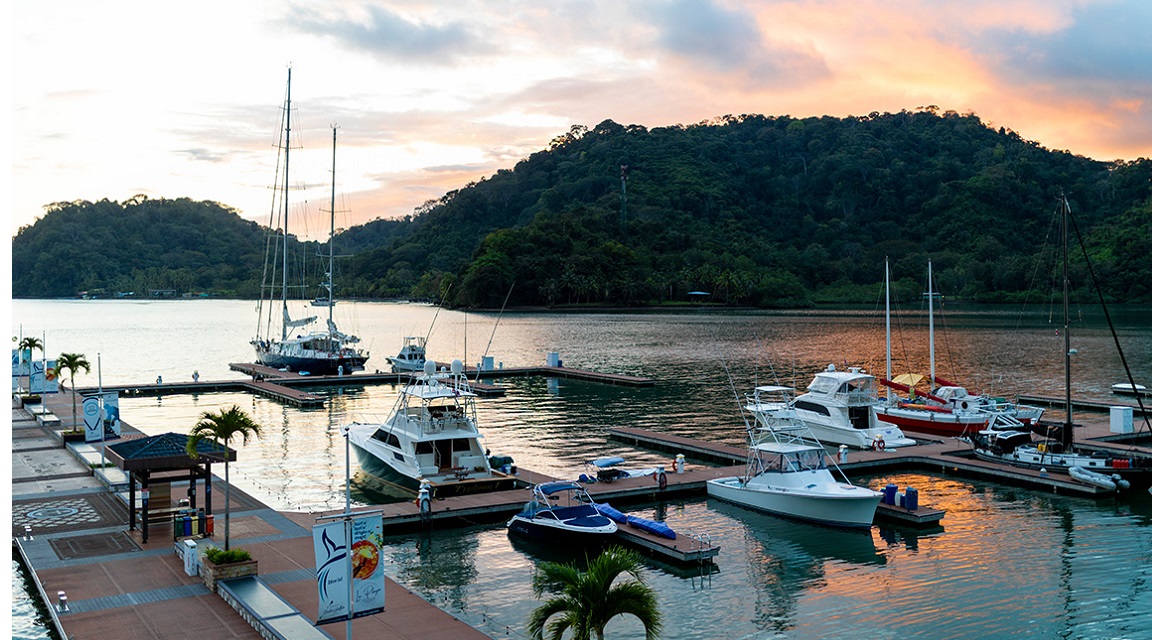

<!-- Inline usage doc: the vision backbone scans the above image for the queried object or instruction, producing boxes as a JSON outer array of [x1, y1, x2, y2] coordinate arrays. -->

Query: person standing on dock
[[192, 370, 199, 382], [156, 375, 162, 384]]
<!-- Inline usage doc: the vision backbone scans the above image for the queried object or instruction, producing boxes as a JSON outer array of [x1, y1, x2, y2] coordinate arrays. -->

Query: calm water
[[12, 299, 1152, 638]]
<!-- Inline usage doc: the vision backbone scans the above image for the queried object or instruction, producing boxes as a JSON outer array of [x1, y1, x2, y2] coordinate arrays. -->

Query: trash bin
[[180, 539, 198, 576], [205, 514, 214, 536]]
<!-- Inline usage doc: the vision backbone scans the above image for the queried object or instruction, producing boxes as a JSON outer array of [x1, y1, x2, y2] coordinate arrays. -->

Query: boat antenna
[[1064, 195, 1151, 438]]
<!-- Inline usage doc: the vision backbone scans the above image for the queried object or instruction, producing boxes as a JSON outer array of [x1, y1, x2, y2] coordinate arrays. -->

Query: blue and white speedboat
[[507, 481, 618, 544]]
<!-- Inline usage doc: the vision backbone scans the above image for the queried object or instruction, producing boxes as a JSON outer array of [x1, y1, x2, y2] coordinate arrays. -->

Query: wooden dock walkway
[[85, 362, 652, 408], [1017, 394, 1150, 417]]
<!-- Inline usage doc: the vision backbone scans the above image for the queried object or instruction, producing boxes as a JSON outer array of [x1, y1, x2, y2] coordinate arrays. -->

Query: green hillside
[[12, 110, 1152, 305]]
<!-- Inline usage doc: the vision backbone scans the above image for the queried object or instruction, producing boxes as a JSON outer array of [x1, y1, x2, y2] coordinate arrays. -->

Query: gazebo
[[107, 432, 235, 543]]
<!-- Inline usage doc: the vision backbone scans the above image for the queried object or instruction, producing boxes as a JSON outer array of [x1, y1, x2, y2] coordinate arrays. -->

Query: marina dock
[[87, 362, 654, 407]]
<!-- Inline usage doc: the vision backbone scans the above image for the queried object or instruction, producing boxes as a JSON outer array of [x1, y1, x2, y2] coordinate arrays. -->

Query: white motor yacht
[[346, 359, 515, 497], [780, 367, 917, 450]]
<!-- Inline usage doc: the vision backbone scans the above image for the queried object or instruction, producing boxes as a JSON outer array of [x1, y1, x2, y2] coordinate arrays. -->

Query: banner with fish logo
[[313, 512, 385, 624]]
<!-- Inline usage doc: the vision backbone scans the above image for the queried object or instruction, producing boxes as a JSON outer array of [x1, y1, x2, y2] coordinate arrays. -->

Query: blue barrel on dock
[[884, 484, 898, 505], [904, 487, 919, 511]]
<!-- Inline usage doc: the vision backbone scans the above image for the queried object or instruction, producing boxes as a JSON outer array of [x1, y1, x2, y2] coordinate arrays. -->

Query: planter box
[[60, 431, 85, 444], [201, 557, 258, 592], [20, 395, 42, 406]]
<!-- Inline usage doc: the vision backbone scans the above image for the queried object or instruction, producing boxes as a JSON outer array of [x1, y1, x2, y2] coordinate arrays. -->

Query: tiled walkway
[[12, 395, 493, 640]]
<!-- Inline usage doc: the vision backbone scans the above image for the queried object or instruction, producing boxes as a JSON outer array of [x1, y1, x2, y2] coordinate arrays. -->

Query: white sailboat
[[251, 71, 368, 376]]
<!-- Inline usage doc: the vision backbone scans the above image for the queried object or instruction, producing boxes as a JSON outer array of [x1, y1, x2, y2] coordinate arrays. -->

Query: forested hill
[[12, 110, 1152, 305]]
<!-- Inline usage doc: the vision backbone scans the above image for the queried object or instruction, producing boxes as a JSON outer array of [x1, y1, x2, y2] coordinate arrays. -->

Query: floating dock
[[1017, 394, 1150, 417]]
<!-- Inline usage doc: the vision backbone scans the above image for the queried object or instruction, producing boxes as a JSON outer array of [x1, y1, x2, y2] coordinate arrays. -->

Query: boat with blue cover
[[507, 481, 618, 543]]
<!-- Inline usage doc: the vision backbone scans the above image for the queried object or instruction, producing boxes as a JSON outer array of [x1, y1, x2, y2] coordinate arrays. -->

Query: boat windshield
[[809, 374, 877, 402], [763, 450, 827, 472]]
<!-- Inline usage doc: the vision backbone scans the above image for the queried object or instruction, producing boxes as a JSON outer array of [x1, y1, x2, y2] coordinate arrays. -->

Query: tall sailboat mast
[[885, 258, 892, 397], [280, 67, 292, 342], [927, 260, 935, 386], [327, 126, 337, 328], [1061, 194, 1074, 451]]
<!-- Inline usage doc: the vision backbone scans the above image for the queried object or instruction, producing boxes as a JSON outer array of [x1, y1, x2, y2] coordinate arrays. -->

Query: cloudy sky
[[10, 0, 1152, 241]]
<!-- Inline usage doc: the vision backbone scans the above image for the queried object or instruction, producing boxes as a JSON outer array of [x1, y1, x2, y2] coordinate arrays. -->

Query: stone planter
[[201, 557, 258, 592], [60, 431, 86, 444], [20, 395, 41, 406]]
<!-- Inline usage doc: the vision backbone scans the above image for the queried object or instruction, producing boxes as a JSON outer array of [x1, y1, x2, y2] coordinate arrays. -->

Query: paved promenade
[[12, 392, 493, 640]]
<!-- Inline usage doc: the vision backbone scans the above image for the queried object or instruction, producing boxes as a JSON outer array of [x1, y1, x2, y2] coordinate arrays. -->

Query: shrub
[[204, 547, 252, 564]]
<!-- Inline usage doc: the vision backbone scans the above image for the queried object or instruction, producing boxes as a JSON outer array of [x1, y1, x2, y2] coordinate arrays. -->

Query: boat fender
[[656, 468, 668, 490]]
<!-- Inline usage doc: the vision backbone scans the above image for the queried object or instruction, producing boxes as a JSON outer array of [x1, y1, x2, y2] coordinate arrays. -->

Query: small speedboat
[[1112, 382, 1148, 397], [579, 456, 658, 483], [507, 481, 618, 544], [708, 386, 882, 529]]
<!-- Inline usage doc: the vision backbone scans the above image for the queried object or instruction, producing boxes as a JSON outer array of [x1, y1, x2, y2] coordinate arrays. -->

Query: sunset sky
[[9, 0, 1152, 241]]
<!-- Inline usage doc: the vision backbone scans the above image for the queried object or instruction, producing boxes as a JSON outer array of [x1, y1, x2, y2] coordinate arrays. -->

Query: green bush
[[204, 547, 252, 564]]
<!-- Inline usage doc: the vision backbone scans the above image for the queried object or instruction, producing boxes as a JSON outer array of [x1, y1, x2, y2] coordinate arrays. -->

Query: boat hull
[[875, 406, 988, 437], [351, 442, 517, 497], [706, 476, 880, 529], [256, 348, 367, 376], [506, 515, 618, 545]]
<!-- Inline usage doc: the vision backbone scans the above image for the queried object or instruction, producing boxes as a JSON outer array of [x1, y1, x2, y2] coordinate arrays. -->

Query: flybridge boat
[[345, 359, 516, 497], [708, 386, 882, 529], [507, 481, 618, 544], [783, 368, 917, 450], [387, 336, 428, 373]]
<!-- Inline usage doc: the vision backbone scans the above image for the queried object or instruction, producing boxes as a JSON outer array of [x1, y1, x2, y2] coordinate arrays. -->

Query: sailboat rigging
[[251, 70, 368, 376], [968, 193, 1151, 489]]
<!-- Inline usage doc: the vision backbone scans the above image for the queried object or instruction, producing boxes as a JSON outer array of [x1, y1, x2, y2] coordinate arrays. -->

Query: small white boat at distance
[[708, 386, 882, 529], [387, 335, 428, 373], [345, 359, 516, 497], [506, 481, 618, 544], [1112, 382, 1149, 397], [782, 368, 917, 450]]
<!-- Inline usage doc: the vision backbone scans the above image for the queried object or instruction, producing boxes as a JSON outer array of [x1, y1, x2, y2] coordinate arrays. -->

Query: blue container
[[904, 487, 919, 511], [884, 484, 898, 505], [183, 516, 192, 537]]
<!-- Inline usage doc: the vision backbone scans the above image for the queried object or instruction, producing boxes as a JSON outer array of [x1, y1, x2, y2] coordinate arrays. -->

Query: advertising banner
[[313, 513, 385, 624], [83, 395, 103, 442], [31, 359, 59, 394], [102, 392, 121, 438]]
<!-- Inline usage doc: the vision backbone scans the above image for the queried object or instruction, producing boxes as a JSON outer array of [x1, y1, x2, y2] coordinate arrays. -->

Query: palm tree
[[186, 405, 262, 550], [528, 546, 662, 640], [17, 336, 43, 392], [55, 352, 90, 431]]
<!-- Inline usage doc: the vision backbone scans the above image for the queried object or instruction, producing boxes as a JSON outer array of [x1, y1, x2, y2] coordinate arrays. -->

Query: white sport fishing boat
[[345, 359, 516, 497], [708, 386, 882, 529], [387, 336, 428, 373]]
